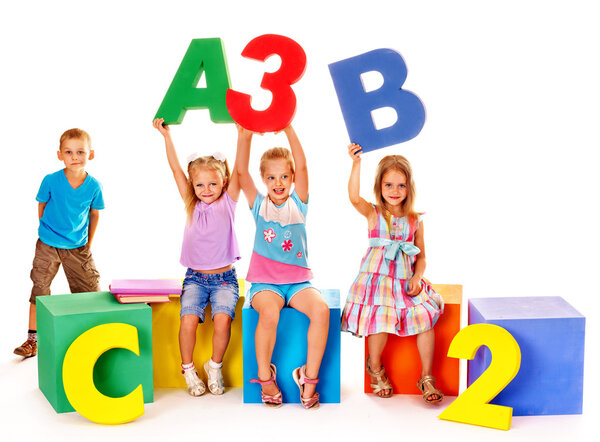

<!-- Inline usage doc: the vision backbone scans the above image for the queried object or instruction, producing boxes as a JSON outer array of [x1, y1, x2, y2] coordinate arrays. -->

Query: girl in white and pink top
[[236, 124, 329, 409], [153, 118, 242, 397]]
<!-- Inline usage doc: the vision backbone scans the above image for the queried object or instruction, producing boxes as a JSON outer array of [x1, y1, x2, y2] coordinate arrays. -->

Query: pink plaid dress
[[341, 209, 443, 337]]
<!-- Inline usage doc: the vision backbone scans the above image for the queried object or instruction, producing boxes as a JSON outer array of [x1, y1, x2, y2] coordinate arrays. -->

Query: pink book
[[110, 279, 182, 295], [113, 293, 171, 304]]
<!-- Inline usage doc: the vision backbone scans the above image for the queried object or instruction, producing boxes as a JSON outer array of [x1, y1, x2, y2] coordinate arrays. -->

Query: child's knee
[[212, 314, 232, 334], [258, 307, 280, 328], [180, 314, 200, 330], [310, 301, 330, 325]]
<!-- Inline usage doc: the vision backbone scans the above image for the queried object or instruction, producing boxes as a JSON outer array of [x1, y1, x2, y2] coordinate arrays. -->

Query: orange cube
[[364, 284, 462, 396]]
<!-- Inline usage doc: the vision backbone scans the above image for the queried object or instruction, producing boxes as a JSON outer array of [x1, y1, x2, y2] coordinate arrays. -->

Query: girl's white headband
[[186, 152, 226, 164]]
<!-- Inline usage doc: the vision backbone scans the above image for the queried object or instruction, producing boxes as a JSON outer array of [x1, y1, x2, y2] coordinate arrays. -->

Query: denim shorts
[[180, 268, 239, 322], [248, 281, 316, 307]]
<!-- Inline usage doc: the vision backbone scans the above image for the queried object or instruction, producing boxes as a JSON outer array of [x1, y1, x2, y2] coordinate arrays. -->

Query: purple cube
[[468, 297, 585, 416]]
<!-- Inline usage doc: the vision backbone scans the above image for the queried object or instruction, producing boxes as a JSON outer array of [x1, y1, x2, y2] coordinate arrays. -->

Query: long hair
[[259, 147, 295, 177], [373, 155, 418, 230], [184, 156, 230, 221]]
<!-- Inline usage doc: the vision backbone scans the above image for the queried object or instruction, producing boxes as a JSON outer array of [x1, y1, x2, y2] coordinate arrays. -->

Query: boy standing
[[14, 128, 104, 357]]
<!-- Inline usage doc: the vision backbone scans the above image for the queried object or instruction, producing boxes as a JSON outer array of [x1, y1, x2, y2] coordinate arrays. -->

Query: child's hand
[[348, 143, 363, 161], [277, 124, 293, 135], [236, 123, 262, 137], [408, 275, 422, 296], [153, 118, 170, 137]]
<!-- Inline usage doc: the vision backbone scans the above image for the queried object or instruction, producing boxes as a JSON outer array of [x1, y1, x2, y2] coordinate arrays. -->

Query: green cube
[[37, 292, 153, 413]]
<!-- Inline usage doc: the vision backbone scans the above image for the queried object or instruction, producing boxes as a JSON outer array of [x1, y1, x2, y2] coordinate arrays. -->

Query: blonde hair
[[373, 155, 418, 230], [184, 156, 230, 221], [59, 128, 91, 149], [259, 147, 295, 177]]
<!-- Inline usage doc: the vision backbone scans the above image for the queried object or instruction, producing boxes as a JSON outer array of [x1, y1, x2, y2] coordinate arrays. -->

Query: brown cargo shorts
[[29, 239, 101, 304]]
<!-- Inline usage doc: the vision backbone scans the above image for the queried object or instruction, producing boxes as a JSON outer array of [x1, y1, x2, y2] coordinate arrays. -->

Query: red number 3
[[226, 34, 307, 133]]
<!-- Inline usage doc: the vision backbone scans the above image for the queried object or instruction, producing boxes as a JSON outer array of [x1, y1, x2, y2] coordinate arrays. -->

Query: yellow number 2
[[438, 323, 521, 431], [62, 323, 144, 425]]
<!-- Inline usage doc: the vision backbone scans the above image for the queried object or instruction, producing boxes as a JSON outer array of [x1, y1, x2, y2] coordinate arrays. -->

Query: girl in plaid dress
[[341, 144, 444, 403]]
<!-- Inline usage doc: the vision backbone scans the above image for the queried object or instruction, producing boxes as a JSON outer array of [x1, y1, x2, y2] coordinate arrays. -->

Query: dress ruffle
[[341, 275, 444, 337]]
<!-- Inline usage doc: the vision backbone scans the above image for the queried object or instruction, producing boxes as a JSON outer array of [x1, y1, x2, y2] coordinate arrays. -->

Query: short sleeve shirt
[[246, 190, 313, 284], [37, 170, 105, 249], [180, 191, 241, 270]]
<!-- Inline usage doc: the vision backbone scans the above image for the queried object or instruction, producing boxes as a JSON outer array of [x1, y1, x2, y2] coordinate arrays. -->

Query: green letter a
[[154, 38, 233, 124]]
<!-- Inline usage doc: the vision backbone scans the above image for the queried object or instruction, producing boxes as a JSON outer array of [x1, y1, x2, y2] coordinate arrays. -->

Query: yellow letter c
[[62, 323, 144, 424]]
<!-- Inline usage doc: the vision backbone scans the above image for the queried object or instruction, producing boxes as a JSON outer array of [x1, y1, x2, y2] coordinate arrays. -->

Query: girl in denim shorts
[[154, 119, 242, 396]]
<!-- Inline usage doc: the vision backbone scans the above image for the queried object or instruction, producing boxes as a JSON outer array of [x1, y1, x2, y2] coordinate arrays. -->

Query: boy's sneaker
[[182, 367, 206, 396], [204, 360, 225, 395], [14, 339, 37, 358]]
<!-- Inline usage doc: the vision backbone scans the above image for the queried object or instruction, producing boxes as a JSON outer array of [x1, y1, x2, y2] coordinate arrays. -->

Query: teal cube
[[37, 292, 153, 413]]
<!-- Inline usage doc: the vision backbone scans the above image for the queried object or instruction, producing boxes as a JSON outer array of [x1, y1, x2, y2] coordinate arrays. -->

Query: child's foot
[[204, 359, 225, 395], [14, 339, 37, 358], [250, 364, 282, 408], [292, 365, 320, 409], [181, 363, 206, 396], [366, 357, 392, 398], [260, 381, 280, 398], [302, 382, 317, 400], [417, 375, 444, 404]]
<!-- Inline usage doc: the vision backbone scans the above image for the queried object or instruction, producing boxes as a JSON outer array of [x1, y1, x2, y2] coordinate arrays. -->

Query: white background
[[1, 1, 598, 440]]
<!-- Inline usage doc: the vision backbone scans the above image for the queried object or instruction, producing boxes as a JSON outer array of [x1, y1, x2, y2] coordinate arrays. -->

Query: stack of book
[[109, 279, 182, 304]]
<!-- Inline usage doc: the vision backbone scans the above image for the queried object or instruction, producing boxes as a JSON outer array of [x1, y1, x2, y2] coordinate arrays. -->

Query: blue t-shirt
[[36, 170, 105, 249]]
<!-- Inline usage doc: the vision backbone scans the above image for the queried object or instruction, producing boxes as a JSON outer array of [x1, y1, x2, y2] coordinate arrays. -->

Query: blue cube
[[468, 297, 585, 415], [242, 289, 341, 404]]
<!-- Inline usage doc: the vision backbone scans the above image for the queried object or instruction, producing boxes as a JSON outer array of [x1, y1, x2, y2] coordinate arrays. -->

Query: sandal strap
[[260, 390, 282, 404], [366, 357, 392, 394], [370, 378, 393, 394], [251, 363, 282, 406], [299, 366, 319, 384], [418, 375, 436, 385], [300, 392, 320, 409], [250, 378, 274, 386], [370, 382, 391, 394], [250, 363, 277, 386], [417, 375, 444, 402], [365, 356, 385, 378], [293, 366, 321, 409]]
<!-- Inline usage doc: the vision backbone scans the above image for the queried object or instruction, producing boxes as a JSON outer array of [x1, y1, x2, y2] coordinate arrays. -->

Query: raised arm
[[235, 125, 258, 208], [284, 125, 308, 203], [226, 159, 241, 202], [153, 118, 189, 201], [348, 144, 376, 224]]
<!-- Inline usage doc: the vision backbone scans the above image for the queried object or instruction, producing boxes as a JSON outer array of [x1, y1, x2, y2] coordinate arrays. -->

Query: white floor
[[1, 333, 595, 442]]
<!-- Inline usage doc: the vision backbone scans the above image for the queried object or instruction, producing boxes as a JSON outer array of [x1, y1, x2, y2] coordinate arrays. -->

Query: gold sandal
[[366, 357, 393, 398], [417, 375, 444, 404]]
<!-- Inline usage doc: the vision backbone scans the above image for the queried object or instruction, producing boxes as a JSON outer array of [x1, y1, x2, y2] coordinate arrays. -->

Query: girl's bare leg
[[289, 288, 330, 399], [211, 313, 232, 364], [367, 333, 390, 397], [416, 328, 440, 401], [252, 291, 284, 397], [179, 314, 200, 365]]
